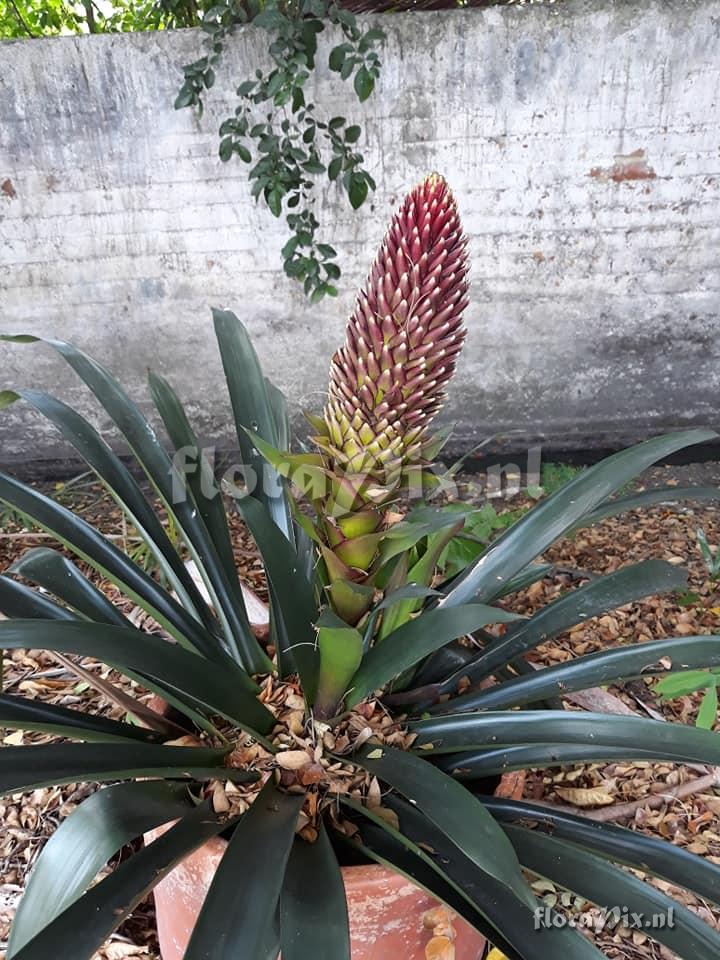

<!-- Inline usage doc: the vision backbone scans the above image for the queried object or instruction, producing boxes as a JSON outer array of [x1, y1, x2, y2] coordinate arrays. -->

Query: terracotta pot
[[146, 827, 487, 960]]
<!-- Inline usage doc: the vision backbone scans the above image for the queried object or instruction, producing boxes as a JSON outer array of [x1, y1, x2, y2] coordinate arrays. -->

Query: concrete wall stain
[[589, 149, 658, 183]]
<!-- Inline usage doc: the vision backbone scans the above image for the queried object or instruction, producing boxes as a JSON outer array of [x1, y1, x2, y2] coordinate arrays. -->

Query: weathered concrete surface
[[1, 0, 720, 469]]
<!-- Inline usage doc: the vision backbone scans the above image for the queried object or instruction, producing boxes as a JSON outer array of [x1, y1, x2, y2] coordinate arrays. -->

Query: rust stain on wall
[[1, 178, 17, 199], [589, 149, 657, 183]]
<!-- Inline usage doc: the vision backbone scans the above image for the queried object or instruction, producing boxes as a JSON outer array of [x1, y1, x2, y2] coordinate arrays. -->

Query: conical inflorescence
[[307, 174, 470, 624], [321, 173, 469, 487]]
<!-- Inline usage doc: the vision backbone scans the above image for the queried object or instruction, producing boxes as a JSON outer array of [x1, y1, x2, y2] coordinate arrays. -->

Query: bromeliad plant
[[3, 177, 720, 960]]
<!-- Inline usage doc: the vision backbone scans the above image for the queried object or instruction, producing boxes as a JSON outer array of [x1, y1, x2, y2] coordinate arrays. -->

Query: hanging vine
[[175, 0, 384, 301]]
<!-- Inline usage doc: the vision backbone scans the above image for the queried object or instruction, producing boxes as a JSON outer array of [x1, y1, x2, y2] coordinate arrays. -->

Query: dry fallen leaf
[[555, 786, 615, 807], [425, 936, 455, 960], [94, 944, 150, 959], [374, 806, 400, 830], [699, 794, 720, 816], [275, 750, 311, 770]]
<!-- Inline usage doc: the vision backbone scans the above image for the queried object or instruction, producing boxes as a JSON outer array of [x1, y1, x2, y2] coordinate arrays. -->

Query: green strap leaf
[[348, 604, 521, 708], [0, 741, 256, 796], [504, 824, 720, 960], [185, 781, 303, 960], [341, 819, 524, 960], [437, 744, 681, 779], [11, 547, 130, 627], [236, 494, 319, 700], [484, 797, 720, 909], [8, 781, 192, 957], [412, 709, 720, 764], [280, 824, 350, 960], [353, 743, 533, 908], [12, 801, 233, 960], [346, 798, 605, 960], [378, 519, 465, 640], [441, 429, 716, 608], [314, 610, 363, 719], [0, 620, 274, 737], [266, 376, 291, 457], [5, 388, 216, 633], [0, 576, 193, 736], [148, 370, 240, 601], [437, 559, 687, 691], [0, 573, 77, 621], [0, 693, 162, 743], [378, 506, 475, 565], [576, 485, 720, 529], [442, 634, 720, 714], [0, 470, 221, 659], [213, 308, 294, 541]]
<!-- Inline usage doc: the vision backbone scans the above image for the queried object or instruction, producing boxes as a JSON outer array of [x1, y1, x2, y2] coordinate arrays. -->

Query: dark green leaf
[[8, 781, 192, 956], [437, 743, 686, 779], [328, 45, 347, 71], [0, 338, 264, 671], [496, 562, 554, 598], [147, 370, 239, 607], [185, 781, 303, 960], [0, 620, 274, 736], [0, 573, 76, 621], [0, 471, 220, 659], [281, 823, 350, 960], [348, 174, 368, 209], [353, 65, 374, 101], [347, 604, 520, 707], [441, 430, 716, 608], [268, 187, 283, 217], [0, 694, 161, 744], [0, 741, 255, 796], [483, 796, 720, 909], [362, 27, 385, 43], [434, 559, 689, 699], [1, 389, 216, 637], [11, 547, 129, 626], [576, 486, 720, 529], [236, 495, 318, 701], [212, 309, 293, 542], [504, 824, 720, 960], [353, 744, 532, 906], [13, 802, 231, 960], [412, 709, 720, 765], [445, 635, 720, 713]]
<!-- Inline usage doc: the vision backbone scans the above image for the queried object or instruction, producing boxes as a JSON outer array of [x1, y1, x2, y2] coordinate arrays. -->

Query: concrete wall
[[1, 0, 720, 469]]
